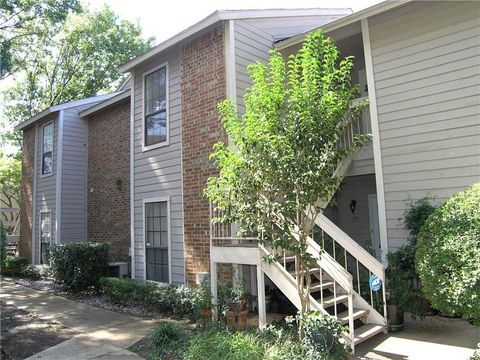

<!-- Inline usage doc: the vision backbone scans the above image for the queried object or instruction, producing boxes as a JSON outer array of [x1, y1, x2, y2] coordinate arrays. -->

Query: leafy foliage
[[2, 5, 153, 148], [50, 242, 109, 291], [0, 220, 6, 267], [1, 254, 27, 276], [0, 0, 81, 78], [99, 277, 203, 320], [386, 198, 436, 315], [0, 151, 21, 230], [416, 183, 480, 322], [205, 30, 369, 315]]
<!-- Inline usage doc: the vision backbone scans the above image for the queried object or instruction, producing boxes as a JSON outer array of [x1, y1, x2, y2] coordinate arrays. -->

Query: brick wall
[[87, 99, 130, 264], [180, 24, 228, 285], [18, 126, 35, 261]]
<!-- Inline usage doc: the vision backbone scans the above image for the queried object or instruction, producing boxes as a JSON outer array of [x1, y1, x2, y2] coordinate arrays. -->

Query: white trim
[[15, 93, 120, 131], [80, 91, 130, 118], [38, 209, 52, 264], [361, 18, 388, 266], [129, 80, 135, 279], [118, 8, 351, 73], [39, 121, 54, 178], [141, 62, 170, 152], [84, 114, 88, 242], [225, 20, 237, 102], [142, 197, 172, 284], [31, 124, 39, 264], [275, 0, 414, 50], [55, 111, 63, 244]]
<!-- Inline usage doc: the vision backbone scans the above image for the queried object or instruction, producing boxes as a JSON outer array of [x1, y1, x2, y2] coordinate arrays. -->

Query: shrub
[[0, 220, 6, 267], [184, 328, 264, 360], [295, 311, 351, 360], [50, 242, 109, 292], [2, 255, 28, 276], [471, 344, 480, 360], [386, 198, 436, 315], [151, 322, 188, 348], [99, 277, 159, 310], [21, 265, 41, 280], [416, 183, 480, 322]]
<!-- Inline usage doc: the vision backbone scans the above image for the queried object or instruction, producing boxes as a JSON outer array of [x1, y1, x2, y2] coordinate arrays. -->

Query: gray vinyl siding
[[132, 47, 185, 283], [234, 20, 274, 114], [33, 114, 58, 264], [369, 1, 480, 250], [60, 107, 88, 243]]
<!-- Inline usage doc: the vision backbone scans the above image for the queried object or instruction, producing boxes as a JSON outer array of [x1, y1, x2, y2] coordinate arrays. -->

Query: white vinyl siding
[[369, 1, 480, 250], [132, 48, 184, 283]]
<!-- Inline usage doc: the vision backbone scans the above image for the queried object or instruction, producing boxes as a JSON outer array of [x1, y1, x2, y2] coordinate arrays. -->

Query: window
[[40, 211, 52, 264], [42, 123, 53, 174], [144, 66, 167, 147], [145, 201, 169, 282]]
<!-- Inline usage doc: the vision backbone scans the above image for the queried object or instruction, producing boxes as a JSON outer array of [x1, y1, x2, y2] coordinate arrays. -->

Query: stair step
[[336, 308, 369, 325], [353, 324, 385, 345], [309, 281, 335, 293], [322, 294, 349, 308]]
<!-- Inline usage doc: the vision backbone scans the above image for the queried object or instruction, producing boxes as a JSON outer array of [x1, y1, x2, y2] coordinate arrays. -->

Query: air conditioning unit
[[108, 262, 129, 278]]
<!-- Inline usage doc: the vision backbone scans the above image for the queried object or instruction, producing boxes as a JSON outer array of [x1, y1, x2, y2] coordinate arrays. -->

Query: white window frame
[[142, 62, 169, 152], [142, 196, 172, 284], [40, 121, 54, 177], [39, 209, 53, 264]]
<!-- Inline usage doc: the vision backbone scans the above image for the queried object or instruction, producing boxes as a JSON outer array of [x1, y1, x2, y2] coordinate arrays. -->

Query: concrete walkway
[[353, 314, 479, 360], [0, 279, 158, 359]]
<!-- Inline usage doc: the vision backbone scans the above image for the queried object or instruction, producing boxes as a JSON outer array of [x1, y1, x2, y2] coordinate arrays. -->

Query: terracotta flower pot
[[200, 308, 212, 321], [226, 308, 249, 330]]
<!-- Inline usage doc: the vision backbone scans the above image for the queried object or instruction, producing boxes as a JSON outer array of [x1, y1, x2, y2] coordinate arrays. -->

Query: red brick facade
[[180, 24, 228, 285], [18, 126, 35, 261], [87, 99, 131, 263]]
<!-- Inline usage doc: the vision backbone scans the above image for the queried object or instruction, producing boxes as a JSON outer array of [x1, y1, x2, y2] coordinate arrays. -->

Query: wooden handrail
[[314, 213, 385, 280]]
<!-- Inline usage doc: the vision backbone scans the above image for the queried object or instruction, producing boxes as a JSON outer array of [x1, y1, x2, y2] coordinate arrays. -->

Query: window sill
[[142, 140, 169, 152], [39, 172, 54, 179]]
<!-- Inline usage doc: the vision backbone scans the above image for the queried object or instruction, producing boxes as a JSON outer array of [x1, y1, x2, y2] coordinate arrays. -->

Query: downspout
[[55, 110, 64, 244]]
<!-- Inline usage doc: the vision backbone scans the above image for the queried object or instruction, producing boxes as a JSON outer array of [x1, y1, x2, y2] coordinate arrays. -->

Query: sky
[[86, 0, 384, 44]]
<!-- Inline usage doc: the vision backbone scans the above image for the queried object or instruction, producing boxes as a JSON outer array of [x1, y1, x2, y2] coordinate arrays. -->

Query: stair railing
[[312, 213, 387, 322]]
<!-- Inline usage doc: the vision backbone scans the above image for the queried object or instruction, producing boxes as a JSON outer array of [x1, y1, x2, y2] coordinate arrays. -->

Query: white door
[[368, 194, 381, 260]]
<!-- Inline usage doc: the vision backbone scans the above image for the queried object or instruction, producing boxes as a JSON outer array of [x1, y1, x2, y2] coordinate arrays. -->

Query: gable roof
[[275, 0, 413, 50], [118, 8, 352, 73], [14, 93, 119, 131], [80, 90, 130, 118]]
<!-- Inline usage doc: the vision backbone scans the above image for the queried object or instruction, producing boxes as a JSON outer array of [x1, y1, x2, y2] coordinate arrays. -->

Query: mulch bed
[[0, 301, 77, 360]]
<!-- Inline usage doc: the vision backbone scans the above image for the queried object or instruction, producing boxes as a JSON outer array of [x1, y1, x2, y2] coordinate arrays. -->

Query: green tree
[[2, 5, 153, 147], [0, 0, 81, 78], [0, 151, 21, 233], [205, 30, 370, 318]]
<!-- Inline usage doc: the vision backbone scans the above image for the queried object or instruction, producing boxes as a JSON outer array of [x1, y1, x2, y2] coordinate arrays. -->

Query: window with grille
[[40, 211, 52, 264], [145, 201, 169, 282], [144, 66, 167, 147], [42, 122, 53, 174]]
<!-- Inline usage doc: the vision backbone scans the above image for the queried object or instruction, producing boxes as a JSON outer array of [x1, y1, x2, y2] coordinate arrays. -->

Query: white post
[[257, 264, 266, 328], [211, 260, 218, 320]]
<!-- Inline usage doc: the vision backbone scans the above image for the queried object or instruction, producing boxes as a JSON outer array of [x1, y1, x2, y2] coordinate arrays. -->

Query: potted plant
[[225, 281, 249, 329], [197, 280, 212, 321]]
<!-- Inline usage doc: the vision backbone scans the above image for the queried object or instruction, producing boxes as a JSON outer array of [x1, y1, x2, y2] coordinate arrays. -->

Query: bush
[[386, 198, 436, 315], [99, 277, 159, 310], [416, 183, 480, 322], [0, 220, 6, 267], [50, 242, 109, 292], [99, 277, 202, 319], [2, 255, 28, 276], [22, 265, 42, 280], [184, 328, 265, 360]]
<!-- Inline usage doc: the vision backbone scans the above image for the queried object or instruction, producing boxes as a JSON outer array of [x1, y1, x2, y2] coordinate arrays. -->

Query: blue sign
[[369, 275, 382, 292]]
